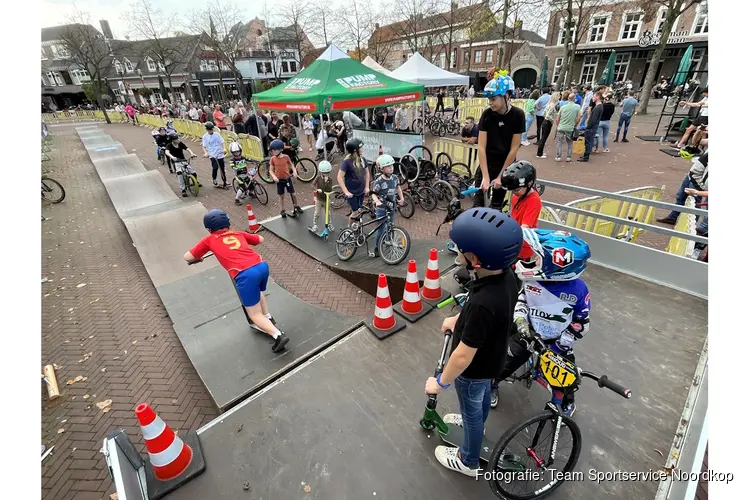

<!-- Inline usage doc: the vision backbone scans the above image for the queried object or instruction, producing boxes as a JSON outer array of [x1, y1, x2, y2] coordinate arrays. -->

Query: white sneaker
[[536, 154, 547, 159], [434, 446, 479, 477], [443, 413, 485, 434], [310, 225, 318, 232], [521, 140, 530, 146], [555, 157, 561, 162]]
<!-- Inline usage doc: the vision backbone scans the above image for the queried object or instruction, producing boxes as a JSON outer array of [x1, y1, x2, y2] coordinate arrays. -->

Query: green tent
[[598, 51, 617, 85], [252, 46, 425, 113], [672, 45, 694, 86]]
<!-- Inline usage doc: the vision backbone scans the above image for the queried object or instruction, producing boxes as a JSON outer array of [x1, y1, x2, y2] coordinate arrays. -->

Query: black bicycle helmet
[[168, 132, 179, 141], [204, 121, 215, 130], [501, 161, 536, 191], [346, 138, 364, 155]]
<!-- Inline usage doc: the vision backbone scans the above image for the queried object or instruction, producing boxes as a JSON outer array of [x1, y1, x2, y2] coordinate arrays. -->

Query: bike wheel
[[253, 182, 269, 205], [335, 228, 358, 261], [295, 158, 318, 183], [417, 186, 438, 212], [41, 176, 66, 204], [419, 160, 437, 180], [448, 162, 473, 185], [186, 175, 200, 197], [399, 154, 420, 183], [379, 226, 411, 265], [411, 119, 423, 134], [432, 180, 458, 210], [160, 152, 165, 165], [435, 152, 452, 172], [429, 119, 442, 136], [488, 412, 582, 500], [231, 178, 241, 193], [258, 160, 274, 183], [437, 123, 447, 137], [398, 193, 415, 219], [332, 186, 347, 209], [448, 120, 461, 136], [408, 145, 432, 162], [535, 184, 545, 196]]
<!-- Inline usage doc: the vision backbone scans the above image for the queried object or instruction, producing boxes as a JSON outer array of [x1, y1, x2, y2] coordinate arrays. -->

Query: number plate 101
[[539, 350, 578, 388]]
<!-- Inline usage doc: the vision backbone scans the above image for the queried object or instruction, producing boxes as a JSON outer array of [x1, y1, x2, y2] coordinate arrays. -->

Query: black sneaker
[[271, 333, 289, 353], [613, 138, 619, 143], [182, 190, 188, 197], [234, 199, 242, 205], [622, 138, 629, 143], [294, 206, 303, 215], [281, 211, 287, 218]]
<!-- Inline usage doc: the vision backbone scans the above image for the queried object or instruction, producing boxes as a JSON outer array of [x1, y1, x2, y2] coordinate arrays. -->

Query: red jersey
[[510, 190, 542, 260], [189, 229, 263, 278]]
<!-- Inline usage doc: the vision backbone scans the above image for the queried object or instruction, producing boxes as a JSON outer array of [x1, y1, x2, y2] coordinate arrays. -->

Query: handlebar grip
[[598, 375, 632, 399], [460, 186, 480, 197]]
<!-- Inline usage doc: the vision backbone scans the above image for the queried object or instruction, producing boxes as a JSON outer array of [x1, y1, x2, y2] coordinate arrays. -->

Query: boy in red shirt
[[269, 139, 303, 218], [501, 160, 542, 261], [184, 209, 290, 353]]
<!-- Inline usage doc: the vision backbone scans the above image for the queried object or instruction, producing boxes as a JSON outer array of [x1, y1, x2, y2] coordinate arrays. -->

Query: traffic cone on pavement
[[247, 204, 261, 233], [396, 260, 433, 322], [366, 273, 406, 340], [422, 248, 450, 304]]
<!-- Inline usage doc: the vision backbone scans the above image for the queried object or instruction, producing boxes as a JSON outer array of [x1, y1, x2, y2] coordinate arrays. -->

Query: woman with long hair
[[337, 138, 370, 224], [536, 92, 560, 159]]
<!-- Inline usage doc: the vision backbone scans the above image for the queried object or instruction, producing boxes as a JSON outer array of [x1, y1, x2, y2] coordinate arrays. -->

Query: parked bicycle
[[335, 200, 411, 265], [401, 180, 438, 215], [41, 176, 65, 204]]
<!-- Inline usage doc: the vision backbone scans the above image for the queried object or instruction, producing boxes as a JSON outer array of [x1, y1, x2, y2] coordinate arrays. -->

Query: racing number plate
[[539, 350, 578, 388]]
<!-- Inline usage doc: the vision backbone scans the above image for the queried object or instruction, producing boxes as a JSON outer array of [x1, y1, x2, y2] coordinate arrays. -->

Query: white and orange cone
[[367, 273, 406, 339], [247, 204, 261, 232], [422, 248, 449, 304], [136, 403, 193, 482], [400, 260, 423, 315]]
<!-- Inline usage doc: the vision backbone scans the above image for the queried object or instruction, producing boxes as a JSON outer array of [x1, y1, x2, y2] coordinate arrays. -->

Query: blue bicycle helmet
[[484, 73, 515, 98], [203, 209, 230, 233], [270, 139, 284, 151], [449, 208, 523, 270], [516, 228, 591, 281]]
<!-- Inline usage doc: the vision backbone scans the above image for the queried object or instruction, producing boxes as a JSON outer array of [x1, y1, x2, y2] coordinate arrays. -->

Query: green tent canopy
[[252, 46, 425, 113]]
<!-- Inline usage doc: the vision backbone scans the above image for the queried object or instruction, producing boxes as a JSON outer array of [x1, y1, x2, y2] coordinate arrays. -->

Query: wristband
[[437, 373, 451, 390]]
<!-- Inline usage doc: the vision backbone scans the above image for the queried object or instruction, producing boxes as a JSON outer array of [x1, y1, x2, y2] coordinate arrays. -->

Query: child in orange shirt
[[501, 160, 542, 261], [269, 139, 302, 218]]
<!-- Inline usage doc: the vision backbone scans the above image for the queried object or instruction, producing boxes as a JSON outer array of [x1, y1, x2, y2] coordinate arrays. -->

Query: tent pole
[[320, 113, 327, 161]]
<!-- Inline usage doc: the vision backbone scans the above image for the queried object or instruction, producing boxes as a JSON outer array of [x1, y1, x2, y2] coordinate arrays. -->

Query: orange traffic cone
[[422, 248, 450, 304], [247, 204, 261, 233], [135, 403, 206, 497], [396, 260, 433, 322], [366, 273, 405, 340]]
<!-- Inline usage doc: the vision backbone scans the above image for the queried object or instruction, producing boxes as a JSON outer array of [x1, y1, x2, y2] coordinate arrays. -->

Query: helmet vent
[[487, 214, 496, 224]]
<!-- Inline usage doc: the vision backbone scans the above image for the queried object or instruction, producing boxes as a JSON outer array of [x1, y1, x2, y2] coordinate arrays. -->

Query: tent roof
[[252, 45, 424, 113], [361, 56, 392, 76], [390, 52, 469, 87]]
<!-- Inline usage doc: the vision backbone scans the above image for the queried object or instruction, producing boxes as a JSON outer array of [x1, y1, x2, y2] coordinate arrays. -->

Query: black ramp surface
[[173, 264, 706, 500], [660, 148, 682, 158], [263, 208, 455, 276], [635, 135, 666, 142], [164, 266, 361, 411]]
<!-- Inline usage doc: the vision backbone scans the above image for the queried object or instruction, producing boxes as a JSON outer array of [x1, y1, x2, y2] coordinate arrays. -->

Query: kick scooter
[[308, 189, 335, 240], [419, 323, 496, 463]]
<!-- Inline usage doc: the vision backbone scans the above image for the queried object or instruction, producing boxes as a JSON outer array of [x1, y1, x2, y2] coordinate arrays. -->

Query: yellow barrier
[[433, 138, 480, 174], [665, 196, 697, 257], [237, 134, 264, 161]]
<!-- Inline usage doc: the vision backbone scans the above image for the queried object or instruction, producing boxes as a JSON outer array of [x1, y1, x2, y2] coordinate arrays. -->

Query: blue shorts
[[347, 193, 365, 212], [277, 178, 295, 195], [233, 261, 269, 307]]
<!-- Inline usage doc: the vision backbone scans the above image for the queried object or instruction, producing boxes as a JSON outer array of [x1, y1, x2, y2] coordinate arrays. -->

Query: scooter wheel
[[419, 418, 436, 430]]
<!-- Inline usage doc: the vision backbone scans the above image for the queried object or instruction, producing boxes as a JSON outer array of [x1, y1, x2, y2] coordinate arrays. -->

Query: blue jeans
[[522, 114, 534, 142], [454, 376, 491, 467], [666, 175, 703, 222], [597, 120, 610, 150], [698, 203, 708, 233], [579, 109, 589, 130], [616, 114, 632, 139], [374, 206, 393, 253]]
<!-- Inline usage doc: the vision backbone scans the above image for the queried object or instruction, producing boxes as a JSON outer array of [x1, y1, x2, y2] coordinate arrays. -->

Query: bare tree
[[308, 0, 344, 47], [58, 10, 113, 123], [368, 23, 399, 66], [430, 0, 467, 72], [392, 0, 440, 58], [277, 2, 315, 67], [340, 0, 381, 61], [463, 1, 496, 72], [127, 0, 197, 102], [550, 0, 606, 88], [635, 0, 704, 113]]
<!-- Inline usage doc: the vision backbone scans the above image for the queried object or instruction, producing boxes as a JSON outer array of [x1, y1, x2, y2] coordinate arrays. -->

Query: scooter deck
[[439, 423, 495, 463]]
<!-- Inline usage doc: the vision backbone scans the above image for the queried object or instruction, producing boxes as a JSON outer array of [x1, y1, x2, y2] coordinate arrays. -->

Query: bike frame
[[353, 204, 395, 247]]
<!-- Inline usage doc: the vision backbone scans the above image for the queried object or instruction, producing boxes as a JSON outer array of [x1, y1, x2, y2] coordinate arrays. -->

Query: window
[[289, 61, 297, 72], [551, 57, 564, 84], [463, 51, 469, 64], [655, 7, 679, 34], [264, 62, 272, 73], [612, 53, 631, 82], [579, 55, 598, 84], [474, 49, 482, 64], [257, 29, 263, 36], [208, 59, 218, 71], [54, 72, 66, 86], [620, 12, 642, 40], [439, 53, 446, 68], [46, 71, 56, 86], [52, 45, 71, 59], [589, 16, 608, 43], [200, 60, 210, 71], [282, 61, 289, 73], [693, 1, 708, 34], [124, 59, 134, 72], [41, 47, 47, 60], [558, 18, 576, 45], [147, 58, 157, 71], [114, 60, 123, 74], [220, 61, 230, 71], [158, 61, 166, 71], [691, 48, 705, 79], [256, 62, 264, 73], [70, 69, 91, 85], [485, 48, 494, 64]]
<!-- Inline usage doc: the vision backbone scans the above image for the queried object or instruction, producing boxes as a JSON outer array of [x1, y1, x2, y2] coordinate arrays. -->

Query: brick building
[[544, 0, 708, 89]]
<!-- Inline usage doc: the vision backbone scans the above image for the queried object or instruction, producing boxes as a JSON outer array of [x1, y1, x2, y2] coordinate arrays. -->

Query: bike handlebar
[[590, 374, 632, 399], [187, 252, 214, 266]]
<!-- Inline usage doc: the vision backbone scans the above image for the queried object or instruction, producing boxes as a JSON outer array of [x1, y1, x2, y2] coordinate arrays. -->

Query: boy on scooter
[[311, 160, 333, 232], [184, 209, 290, 353], [424, 208, 523, 477], [269, 139, 303, 218]]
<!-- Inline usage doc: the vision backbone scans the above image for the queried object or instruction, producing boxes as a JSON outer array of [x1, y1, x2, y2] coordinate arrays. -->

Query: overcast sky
[[42, 0, 549, 47]]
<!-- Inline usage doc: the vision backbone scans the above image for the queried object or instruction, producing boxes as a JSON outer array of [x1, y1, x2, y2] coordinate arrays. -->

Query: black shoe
[[271, 333, 289, 353], [281, 210, 287, 218], [577, 157, 589, 162], [235, 199, 242, 205], [223, 183, 229, 189], [656, 217, 677, 225], [294, 206, 303, 215], [213, 180, 219, 187], [622, 138, 629, 143], [182, 190, 188, 197], [490, 387, 499, 408], [613, 138, 619, 143]]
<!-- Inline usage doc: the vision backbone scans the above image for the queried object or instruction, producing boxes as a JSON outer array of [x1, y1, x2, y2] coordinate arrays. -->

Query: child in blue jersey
[[490, 228, 591, 416]]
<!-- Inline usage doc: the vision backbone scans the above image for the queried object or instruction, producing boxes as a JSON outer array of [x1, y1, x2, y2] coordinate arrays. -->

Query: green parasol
[[539, 56, 548, 88], [598, 51, 616, 85], [251, 45, 424, 113], [672, 45, 694, 86]]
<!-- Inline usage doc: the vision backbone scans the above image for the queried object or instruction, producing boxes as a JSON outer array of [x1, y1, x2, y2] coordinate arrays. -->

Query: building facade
[[42, 24, 96, 109], [544, 0, 708, 89]]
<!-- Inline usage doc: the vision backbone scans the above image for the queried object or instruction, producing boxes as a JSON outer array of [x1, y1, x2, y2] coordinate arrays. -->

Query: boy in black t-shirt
[[164, 133, 201, 197], [476, 72, 526, 210], [425, 207, 523, 477]]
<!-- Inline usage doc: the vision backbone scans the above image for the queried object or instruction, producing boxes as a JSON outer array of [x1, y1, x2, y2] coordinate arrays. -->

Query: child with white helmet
[[311, 160, 334, 232], [370, 154, 405, 257], [229, 141, 254, 206]]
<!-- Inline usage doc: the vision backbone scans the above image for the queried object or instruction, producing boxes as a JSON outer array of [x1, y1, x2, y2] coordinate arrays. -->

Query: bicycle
[[172, 155, 200, 197], [335, 200, 411, 265], [258, 152, 318, 184], [42, 176, 65, 204], [231, 160, 269, 206], [402, 180, 438, 214], [430, 153, 473, 209]]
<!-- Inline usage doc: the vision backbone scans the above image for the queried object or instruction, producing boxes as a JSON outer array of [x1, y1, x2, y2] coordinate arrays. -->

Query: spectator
[[672, 88, 708, 149], [302, 115, 315, 151], [452, 92, 460, 119], [461, 116, 479, 165], [521, 90, 538, 146], [468, 85, 475, 98], [578, 85, 593, 130], [245, 108, 269, 157], [436, 89, 445, 113], [595, 93, 616, 153], [536, 92, 560, 159], [343, 110, 363, 136], [555, 92, 581, 162], [385, 105, 395, 131], [657, 151, 708, 228], [578, 91, 603, 162], [213, 104, 227, 130], [570, 86, 582, 106], [533, 88, 551, 143], [267, 111, 280, 142], [615, 91, 638, 143], [395, 104, 409, 132], [199, 106, 209, 123]]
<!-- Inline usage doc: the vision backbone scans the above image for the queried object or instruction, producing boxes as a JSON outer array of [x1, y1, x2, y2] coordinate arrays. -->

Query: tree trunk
[[636, 10, 679, 114], [166, 74, 176, 103], [93, 81, 112, 124], [498, 0, 510, 68], [557, 1, 574, 88]]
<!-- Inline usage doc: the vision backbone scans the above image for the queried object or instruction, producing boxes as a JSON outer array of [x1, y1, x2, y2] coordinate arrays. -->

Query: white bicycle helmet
[[229, 142, 242, 154], [376, 154, 395, 169], [319, 160, 332, 173]]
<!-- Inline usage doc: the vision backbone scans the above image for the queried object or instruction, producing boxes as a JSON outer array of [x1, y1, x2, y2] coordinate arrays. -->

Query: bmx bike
[[335, 200, 411, 265]]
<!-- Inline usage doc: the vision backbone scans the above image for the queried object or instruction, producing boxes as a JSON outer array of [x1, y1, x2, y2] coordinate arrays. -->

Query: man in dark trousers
[[578, 91, 603, 162]]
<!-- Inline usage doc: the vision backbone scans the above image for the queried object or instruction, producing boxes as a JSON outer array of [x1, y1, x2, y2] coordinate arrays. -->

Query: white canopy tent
[[390, 52, 469, 87], [361, 56, 392, 76]]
